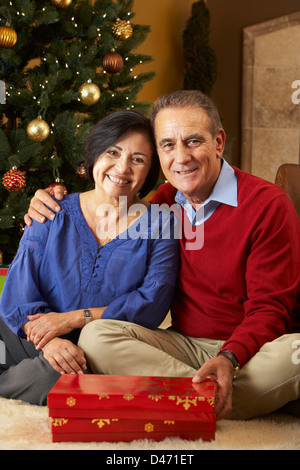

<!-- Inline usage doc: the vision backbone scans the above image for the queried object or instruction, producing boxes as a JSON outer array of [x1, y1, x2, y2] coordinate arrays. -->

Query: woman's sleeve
[[102, 213, 179, 329], [0, 221, 52, 338]]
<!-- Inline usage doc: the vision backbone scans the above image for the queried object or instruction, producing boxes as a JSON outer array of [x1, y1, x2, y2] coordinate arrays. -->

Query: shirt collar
[[175, 158, 238, 210], [207, 158, 238, 207]]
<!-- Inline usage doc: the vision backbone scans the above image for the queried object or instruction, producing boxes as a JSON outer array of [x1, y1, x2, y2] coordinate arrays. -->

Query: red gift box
[[48, 375, 216, 443]]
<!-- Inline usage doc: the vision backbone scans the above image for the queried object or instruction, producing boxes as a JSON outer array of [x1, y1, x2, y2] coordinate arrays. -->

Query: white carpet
[[0, 396, 299, 450]]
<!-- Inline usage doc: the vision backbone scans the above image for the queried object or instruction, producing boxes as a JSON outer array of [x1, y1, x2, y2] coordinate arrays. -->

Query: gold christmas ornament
[[102, 50, 124, 74], [27, 116, 50, 142], [112, 19, 133, 41], [76, 163, 88, 180], [50, 0, 72, 8], [78, 81, 101, 106], [2, 167, 26, 192], [0, 25, 17, 49]]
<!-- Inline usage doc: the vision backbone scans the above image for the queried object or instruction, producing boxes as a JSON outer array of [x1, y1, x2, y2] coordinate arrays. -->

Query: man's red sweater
[[152, 167, 300, 367]]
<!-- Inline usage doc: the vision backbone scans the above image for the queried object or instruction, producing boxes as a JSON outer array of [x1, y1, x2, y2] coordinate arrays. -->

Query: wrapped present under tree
[[0, 266, 8, 295]]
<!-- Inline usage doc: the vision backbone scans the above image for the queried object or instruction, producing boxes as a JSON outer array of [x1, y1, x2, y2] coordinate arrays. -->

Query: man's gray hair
[[149, 89, 223, 138]]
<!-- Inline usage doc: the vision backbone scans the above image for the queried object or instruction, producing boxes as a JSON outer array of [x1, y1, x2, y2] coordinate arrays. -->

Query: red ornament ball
[[47, 182, 67, 195], [2, 168, 26, 192], [102, 51, 124, 74]]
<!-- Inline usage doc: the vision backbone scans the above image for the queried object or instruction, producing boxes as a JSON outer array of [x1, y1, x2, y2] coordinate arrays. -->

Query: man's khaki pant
[[78, 319, 300, 420]]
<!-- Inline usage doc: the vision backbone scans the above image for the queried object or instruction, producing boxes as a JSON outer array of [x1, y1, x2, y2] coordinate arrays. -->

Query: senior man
[[25, 90, 300, 420]]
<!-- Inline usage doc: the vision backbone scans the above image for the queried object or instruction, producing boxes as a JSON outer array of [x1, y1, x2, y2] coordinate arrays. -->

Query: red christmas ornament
[[47, 181, 67, 195], [2, 168, 26, 192], [102, 50, 124, 74]]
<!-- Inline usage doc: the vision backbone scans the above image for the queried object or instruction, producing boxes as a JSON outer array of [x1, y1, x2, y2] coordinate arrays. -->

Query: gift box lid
[[48, 407, 214, 420], [48, 375, 216, 416]]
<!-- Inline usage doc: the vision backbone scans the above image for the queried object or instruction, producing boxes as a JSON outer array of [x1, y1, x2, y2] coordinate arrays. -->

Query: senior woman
[[0, 110, 179, 405]]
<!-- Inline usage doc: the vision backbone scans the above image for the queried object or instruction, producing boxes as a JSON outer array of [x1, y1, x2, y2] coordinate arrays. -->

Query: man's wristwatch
[[218, 349, 240, 379], [83, 308, 91, 325]]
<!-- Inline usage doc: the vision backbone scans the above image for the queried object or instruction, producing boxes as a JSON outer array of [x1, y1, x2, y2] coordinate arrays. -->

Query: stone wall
[[241, 12, 300, 182]]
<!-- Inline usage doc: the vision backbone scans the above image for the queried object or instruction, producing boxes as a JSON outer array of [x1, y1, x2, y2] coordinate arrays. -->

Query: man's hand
[[24, 185, 67, 226], [42, 337, 87, 375], [192, 355, 235, 420]]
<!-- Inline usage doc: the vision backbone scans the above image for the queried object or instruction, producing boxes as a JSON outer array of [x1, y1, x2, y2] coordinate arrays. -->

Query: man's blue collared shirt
[[174, 159, 238, 226]]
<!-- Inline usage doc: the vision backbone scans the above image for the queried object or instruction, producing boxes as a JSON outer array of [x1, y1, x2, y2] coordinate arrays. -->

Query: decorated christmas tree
[[0, 0, 155, 263]]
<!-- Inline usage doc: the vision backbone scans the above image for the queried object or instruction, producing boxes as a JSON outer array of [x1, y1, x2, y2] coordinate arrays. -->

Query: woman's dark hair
[[84, 110, 160, 199]]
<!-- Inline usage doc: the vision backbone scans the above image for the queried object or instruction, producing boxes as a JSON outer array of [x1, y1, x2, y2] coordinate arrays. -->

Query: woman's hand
[[24, 186, 66, 226], [26, 311, 83, 349], [42, 337, 87, 375], [25, 307, 106, 349]]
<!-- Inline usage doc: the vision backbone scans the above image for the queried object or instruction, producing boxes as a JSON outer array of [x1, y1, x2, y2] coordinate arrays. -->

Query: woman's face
[[92, 130, 153, 202]]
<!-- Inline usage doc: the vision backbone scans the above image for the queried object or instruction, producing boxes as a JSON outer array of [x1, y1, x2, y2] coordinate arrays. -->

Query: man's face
[[154, 106, 225, 205]]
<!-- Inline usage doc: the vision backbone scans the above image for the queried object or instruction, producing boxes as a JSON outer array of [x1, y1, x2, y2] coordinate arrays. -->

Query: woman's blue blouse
[[0, 194, 179, 339]]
